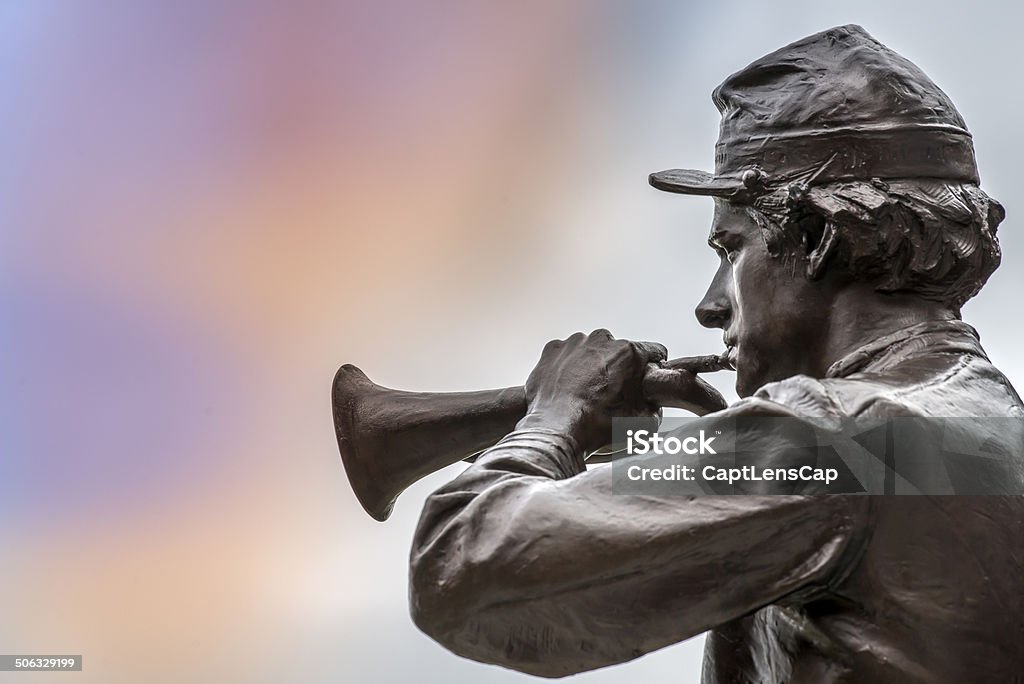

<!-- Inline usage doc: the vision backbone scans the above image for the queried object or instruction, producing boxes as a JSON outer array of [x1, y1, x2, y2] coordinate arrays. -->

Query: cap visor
[[649, 168, 743, 196]]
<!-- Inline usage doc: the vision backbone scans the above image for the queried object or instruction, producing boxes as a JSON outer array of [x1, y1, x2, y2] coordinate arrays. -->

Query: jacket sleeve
[[408, 400, 870, 678]]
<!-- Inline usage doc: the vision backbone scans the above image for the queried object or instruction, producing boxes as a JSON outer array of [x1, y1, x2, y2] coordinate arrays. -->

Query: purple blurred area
[[2, 2, 1021, 682]]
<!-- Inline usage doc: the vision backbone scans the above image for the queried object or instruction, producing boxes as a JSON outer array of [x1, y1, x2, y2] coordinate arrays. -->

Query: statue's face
[[696, 201, 831, 397]]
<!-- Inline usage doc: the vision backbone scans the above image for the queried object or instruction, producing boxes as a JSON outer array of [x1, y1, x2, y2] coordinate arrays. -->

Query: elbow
[[410, 569, 603, 678], [409, 552, 583, 679], [407, 490, 591, 678], [409, 555, 499, 670], [408, 538, 477, 650], [408, 572, 458, 645], [408, 488, 512, 654]]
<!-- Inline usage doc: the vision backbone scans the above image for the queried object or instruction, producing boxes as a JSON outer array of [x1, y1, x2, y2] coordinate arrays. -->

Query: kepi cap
[[650, 25, 980, 200]]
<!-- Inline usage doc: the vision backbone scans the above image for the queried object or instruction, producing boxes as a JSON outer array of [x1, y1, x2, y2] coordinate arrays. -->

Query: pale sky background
[[3, 1, 1022, 682]]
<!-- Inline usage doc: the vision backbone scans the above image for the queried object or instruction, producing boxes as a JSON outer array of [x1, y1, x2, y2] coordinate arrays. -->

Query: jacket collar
[[825, 319, 987, 379]]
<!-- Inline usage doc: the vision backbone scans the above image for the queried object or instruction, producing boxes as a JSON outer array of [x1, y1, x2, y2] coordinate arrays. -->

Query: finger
[[642, 367, 728, 416], [631, 340, 669, 365], [542, 338, 564, 353]]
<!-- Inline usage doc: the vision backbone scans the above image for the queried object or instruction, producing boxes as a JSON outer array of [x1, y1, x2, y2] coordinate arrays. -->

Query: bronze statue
[[335, 24, 1024, 681]]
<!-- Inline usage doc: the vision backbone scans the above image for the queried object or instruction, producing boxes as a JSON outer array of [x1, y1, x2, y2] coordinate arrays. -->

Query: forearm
[[409, 421, 868, 677]]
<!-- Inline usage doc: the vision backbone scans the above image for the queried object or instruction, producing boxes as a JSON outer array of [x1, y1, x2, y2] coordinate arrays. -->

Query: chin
[[733, 349, 761, 398], [734, 353, 790, 398], [735, 376, 757, 399], [734, 366, 760, 398]]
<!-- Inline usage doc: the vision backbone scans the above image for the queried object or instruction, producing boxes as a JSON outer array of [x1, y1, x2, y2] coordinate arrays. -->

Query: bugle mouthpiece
[[661, 353, 734, 374]]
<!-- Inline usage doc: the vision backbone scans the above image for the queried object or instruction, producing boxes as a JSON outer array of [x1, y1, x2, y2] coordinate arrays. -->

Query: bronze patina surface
[[354, 25, 1024, 682]]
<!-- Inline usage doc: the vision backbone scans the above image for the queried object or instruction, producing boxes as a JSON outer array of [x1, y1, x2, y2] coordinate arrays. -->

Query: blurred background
[[3, 1, 1022, 682]]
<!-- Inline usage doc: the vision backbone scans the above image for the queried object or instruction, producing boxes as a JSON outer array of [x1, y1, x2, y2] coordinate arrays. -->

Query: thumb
[[642, 367, 728, 416], [631, 340, 669, 365]]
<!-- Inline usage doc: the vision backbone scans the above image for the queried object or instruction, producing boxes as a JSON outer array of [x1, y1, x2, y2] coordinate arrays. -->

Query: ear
[[805, 220, 838, 280]]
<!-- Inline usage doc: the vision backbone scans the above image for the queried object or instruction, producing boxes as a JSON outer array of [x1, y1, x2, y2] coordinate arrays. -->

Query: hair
[[744, 179, 1005, 311]]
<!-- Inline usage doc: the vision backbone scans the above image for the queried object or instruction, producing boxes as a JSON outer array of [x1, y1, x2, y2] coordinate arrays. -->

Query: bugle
[[333, 353, 731, 521]]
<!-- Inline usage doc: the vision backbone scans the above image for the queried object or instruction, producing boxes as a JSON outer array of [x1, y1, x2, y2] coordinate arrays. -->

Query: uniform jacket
[[409, 320, 1024, 682]]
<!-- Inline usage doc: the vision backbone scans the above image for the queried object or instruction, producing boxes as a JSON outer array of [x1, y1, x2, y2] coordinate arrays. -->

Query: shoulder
[[752, 375, 843, 418], [744, 373, 927, 422], [729, 374, 906, 426], [744, 354, 1023, 421]]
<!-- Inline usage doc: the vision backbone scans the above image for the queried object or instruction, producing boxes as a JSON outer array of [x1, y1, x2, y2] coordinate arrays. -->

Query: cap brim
[[648, 168, 743, 196]]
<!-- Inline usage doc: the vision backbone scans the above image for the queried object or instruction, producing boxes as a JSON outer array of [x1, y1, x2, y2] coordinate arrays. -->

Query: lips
[[723, 337, 739, 370], [725, 345, 739, 369]]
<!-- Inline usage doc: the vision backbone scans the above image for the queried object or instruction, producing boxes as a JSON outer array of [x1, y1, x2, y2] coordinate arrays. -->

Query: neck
[[817, 287, 956, 375]]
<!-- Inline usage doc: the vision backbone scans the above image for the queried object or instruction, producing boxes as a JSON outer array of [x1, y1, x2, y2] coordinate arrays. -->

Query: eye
[[711, 232, 741, 264]]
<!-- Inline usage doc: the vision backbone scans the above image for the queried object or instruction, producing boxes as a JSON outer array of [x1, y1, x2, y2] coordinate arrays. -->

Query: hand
[[641, 365, 728, 417], [518, 330, 667, 453]]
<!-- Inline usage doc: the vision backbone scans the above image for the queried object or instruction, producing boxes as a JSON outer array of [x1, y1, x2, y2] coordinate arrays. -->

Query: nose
[[695, 262, 731, 329], [695, 296, 729, 329]]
